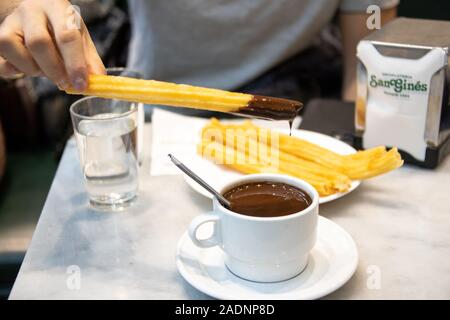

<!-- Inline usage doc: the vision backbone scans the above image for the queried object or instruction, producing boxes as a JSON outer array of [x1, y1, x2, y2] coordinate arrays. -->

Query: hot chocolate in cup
[[188, 173, 319, 283]]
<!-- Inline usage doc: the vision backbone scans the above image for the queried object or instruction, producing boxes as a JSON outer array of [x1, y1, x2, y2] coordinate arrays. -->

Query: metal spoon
[[168, 154, 231, 208]]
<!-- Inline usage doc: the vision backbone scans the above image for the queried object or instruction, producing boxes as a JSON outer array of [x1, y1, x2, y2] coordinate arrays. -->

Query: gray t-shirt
[[127, 0, 399, 90]]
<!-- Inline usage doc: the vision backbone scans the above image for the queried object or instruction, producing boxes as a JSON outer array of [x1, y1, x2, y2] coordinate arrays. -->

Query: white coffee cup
[[188, 173, 319, 283]]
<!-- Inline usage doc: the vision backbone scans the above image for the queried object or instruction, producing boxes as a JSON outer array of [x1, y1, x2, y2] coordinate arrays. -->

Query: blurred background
[[0, 0, 449, 299]]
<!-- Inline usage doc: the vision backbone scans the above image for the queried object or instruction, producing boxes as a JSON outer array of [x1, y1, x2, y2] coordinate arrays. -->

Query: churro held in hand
[[65, 75, 303, 121]]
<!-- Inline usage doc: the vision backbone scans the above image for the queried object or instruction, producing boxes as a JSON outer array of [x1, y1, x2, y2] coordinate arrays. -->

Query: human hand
[[0, 0, 105, 90]]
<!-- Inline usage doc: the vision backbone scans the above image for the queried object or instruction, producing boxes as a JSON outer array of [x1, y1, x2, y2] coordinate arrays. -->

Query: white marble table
[[9, 124, 450, 299]]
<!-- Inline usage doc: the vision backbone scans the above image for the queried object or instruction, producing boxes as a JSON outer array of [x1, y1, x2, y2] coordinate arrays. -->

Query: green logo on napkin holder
[[369, 75, 427, 93]]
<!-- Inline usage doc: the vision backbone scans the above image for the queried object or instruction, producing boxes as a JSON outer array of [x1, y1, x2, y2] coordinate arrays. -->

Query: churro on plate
[[198, 119, 403, 196]]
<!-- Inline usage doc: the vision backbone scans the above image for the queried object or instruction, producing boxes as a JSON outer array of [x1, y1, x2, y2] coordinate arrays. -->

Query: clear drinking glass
[[70, 97, 139, 210]]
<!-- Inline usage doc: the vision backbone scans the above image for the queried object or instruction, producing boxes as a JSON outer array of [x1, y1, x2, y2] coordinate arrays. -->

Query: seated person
[[0, 0, 398, 106]]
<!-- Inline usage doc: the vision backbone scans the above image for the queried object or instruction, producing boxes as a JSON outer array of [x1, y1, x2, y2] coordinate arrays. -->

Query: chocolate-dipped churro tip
[[239, 95, 303, 120], [65, 75, 303, 121]]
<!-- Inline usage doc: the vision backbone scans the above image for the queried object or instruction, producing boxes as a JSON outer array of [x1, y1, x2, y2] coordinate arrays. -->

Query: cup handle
[[188, 212, 221, 248]]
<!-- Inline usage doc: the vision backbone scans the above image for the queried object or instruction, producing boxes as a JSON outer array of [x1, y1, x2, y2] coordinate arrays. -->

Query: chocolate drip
[[238, 95, 303, 121]]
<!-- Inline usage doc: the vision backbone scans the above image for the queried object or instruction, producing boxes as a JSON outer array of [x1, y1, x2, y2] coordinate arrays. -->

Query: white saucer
[[176, 216, 358, 300]]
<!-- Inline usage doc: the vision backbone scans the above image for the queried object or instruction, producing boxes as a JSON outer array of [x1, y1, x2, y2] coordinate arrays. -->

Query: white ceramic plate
[[176, 216, 358, 300], [183, 128, 360, 204]]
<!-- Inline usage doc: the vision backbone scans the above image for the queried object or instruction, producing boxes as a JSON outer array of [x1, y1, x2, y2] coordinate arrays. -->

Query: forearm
[[340, 6, 397, 101], [0, 0, 23, 22]]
